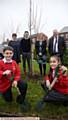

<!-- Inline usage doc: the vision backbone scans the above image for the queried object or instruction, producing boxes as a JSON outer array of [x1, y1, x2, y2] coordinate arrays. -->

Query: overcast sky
[[0, 0, 68, 43]]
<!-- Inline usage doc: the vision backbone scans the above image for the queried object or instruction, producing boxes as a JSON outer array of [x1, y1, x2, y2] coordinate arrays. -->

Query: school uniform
[[42, 69, 68, 103], [0, 58, 27, 102]]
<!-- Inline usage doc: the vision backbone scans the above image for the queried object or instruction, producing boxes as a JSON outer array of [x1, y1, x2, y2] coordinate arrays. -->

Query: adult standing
[[48, 29, 66, 62], [8, 33, 21, 64], [20, 31, 31, 76], [35, 33, 47, 76]]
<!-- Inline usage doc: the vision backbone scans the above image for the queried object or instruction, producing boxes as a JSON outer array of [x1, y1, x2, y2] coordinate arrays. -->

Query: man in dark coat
[[48, 29, 66, 62], [8, 33, 21, 64]]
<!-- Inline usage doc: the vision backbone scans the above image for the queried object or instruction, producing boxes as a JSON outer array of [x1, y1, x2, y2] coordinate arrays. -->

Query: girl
[[36, 55, 68, 110]]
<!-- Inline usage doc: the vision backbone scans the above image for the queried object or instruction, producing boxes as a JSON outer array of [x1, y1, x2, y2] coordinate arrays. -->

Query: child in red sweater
[[36, 55, 68, 110], [0, 46, 27, 103]]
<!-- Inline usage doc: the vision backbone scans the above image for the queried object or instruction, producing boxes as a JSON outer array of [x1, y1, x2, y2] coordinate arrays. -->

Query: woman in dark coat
[[35, 33, 47, 76]]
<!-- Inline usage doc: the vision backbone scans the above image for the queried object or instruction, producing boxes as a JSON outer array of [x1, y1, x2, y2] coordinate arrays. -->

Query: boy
[[0, 46, 27, 103]]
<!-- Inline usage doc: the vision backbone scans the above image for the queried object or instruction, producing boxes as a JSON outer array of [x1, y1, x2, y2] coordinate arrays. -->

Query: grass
[[0, 60, 68, 119]]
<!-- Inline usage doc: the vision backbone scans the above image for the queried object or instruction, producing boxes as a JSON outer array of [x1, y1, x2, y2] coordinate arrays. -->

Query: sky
[[0, 0, 68, 43]]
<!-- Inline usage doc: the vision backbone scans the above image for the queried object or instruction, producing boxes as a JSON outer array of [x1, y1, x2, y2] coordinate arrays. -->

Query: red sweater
[[0, 60, 21, 93], [44, 69, 68, 94]]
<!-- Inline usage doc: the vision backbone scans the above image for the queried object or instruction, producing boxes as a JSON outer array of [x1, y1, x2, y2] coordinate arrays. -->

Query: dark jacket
[[35, 40, 47, 56], [20, 38, 31, 53], [8, 40, 21, 63], [48, 36, 66, 56]]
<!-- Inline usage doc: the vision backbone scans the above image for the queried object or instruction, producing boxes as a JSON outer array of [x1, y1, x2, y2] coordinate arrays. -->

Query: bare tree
[[28, 0, 42, 34], [15, 23, 21, 35], [2, 33, 6, 43], [8, 20, 21, 38], [28, 0, 43, 75]]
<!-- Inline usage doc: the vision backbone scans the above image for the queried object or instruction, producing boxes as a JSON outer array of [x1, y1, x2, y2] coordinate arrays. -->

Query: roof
[[60, 26, 68, 33]]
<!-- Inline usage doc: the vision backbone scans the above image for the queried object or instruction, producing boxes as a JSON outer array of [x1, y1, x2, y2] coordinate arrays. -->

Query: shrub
[[63, 48, 68, 66]]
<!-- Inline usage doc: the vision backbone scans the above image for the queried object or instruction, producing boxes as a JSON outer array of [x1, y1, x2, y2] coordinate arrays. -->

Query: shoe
[[36, 99, 45, 112]]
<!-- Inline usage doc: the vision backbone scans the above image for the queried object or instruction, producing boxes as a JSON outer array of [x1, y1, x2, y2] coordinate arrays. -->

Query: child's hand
[[46, 80, 50, 88], [60, 66, 67, 75], [48, 85, 51, 90], [3, 70, 11, 75], [12, 81, 17, 88], [61, 66, 67, 71]]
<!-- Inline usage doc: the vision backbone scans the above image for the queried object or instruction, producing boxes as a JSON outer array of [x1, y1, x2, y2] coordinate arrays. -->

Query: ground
[[0, 61, 68, 119]]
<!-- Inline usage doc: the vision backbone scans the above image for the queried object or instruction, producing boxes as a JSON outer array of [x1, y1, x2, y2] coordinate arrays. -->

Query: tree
[[28, 0, 47, 75], [28, 0, 42, 34]]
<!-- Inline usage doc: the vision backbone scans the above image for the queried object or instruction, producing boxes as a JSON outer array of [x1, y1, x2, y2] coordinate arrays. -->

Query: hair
[[24, 31, 29, 33], [50, 55, 61, 63], [12, 33, 17, 37], [3, 46, 14, 53]]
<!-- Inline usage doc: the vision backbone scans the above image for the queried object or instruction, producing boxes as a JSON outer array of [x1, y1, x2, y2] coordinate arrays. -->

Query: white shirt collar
[[3, 58, 12, 63]]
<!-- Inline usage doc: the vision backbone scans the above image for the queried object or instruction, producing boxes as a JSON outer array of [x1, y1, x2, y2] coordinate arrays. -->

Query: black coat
[[35, 40, 47, 56], [8, 40, 21, 63], [20, 38, 31, 53], [48, 36, 66, 56]]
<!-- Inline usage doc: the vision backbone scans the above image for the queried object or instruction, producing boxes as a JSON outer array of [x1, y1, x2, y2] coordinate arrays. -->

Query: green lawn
[[0, 60, 68, 119]]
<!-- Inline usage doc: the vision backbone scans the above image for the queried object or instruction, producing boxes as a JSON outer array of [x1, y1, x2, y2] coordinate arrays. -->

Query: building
[[59, 26, 68, 48]]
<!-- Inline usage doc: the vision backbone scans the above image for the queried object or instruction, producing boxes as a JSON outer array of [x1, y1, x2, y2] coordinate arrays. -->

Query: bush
[[63, 49, 68, 66]]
